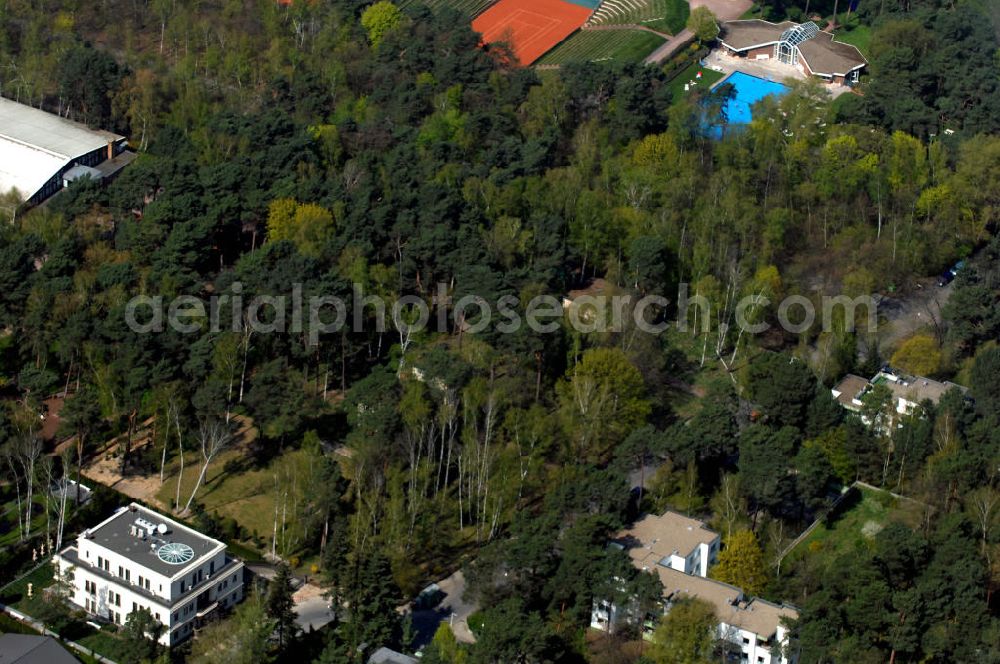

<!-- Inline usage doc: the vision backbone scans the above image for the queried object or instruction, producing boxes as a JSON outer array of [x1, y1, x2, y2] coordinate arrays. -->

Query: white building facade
[[590, 512, 798, 664], [56, 503, 245, 646]]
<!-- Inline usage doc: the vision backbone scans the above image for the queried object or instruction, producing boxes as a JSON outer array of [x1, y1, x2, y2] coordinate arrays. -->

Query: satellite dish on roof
[[157, 523, 168, 535]]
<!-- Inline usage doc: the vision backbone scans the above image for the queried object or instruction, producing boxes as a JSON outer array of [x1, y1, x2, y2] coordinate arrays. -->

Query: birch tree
[[182, 419, 233, 514], [14, 434, 42, 539]]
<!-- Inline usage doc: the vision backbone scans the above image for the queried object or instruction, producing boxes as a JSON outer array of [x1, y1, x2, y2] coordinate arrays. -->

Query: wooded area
[[0, 0, 998, 662]]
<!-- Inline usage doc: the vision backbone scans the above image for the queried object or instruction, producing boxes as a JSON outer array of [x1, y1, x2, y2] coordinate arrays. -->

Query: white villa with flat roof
[[55, 503, 245, 646], [591, 511, 798, 664], [832, 368, 967, 429]]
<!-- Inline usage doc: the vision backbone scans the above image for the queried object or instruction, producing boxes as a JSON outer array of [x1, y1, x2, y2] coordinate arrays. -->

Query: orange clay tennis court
[[472, 0, 593, 66]]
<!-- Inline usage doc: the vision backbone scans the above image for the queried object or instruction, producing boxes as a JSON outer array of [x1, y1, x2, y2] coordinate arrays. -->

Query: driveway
[[873, 279, 954, 353], [645, 0, 754, 65], [408, 570, 477, 647], [293, 582, 335, 632]]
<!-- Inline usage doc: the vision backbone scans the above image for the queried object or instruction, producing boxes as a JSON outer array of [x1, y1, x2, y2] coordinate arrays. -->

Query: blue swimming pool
[[712, 71, 789, 134]]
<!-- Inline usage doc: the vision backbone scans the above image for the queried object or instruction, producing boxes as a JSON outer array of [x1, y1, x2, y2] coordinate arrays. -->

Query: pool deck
[[703, 49, 855, 98]]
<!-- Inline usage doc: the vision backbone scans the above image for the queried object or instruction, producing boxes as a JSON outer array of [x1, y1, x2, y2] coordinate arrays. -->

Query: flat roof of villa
[[723, 597, 799, 639], [81, 503, 223, 577], [0, 634, 79, 664], [655, 567, 798, 640], [656, 565, 741, 615], [877, 372, 966, 405], [614, 511, 720, 561], [832, 374, 869, 409]]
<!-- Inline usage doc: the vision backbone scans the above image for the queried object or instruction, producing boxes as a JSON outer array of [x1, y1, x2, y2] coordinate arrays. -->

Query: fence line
[[773, 482, 859, 567], [773, 480, 933, 568], [0, 602, 119, 664], [0, 555, 53, 595], [0, 558, 120, 664]]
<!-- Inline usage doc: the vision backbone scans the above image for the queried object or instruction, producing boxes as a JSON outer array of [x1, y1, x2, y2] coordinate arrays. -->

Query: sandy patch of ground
[[81, 414, 258, 512], [83, 455, 169, 509]]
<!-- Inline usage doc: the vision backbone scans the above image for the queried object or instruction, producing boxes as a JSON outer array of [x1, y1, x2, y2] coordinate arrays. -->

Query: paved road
[[293, 583, 335, 632], [645, 0, 754, 65], [408, 570, 477, 647], [247, 563, 334, 632]]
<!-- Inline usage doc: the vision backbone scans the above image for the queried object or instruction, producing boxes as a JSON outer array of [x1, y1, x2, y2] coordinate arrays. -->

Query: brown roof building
[[718, 20, 867, 85], [832, 369, 968, 430], [594, 512, 799, 664]]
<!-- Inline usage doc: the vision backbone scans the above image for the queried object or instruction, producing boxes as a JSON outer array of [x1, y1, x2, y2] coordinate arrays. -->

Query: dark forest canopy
[[0, 1, 997, 663]]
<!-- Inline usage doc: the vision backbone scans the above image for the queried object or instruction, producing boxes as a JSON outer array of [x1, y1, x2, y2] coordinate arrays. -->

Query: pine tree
[[265, 563, 298, 649], [343, 552, 402, 656]]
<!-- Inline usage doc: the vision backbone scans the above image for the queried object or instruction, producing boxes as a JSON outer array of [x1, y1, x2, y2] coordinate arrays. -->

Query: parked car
[[937, 260, 965, 287]]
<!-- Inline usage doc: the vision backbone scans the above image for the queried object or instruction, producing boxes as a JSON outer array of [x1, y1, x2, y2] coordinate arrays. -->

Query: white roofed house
[[591, 511, 799, 664], [55, 502, 245, 646], [831, 368, 968, 431], [0, 96, 132, 212]]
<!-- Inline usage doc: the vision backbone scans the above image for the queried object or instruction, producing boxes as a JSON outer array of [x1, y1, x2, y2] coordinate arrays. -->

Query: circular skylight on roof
[[157, 542, 195, 565]]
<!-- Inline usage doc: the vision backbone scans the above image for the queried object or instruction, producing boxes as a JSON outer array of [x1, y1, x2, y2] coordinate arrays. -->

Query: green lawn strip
[[0, 497, 50, 548], [398, 0, 496, 17], [835, 23, 871, 54], [538, 30, 665, 65], [0, 612, 40, 634], [76, 628, 134, 663], [1, 560, 57, 608], [665, 62, 725, 103]]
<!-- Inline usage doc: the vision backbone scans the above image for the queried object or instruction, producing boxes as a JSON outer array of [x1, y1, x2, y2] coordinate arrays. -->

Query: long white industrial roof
[[0, 97, 124, 201]]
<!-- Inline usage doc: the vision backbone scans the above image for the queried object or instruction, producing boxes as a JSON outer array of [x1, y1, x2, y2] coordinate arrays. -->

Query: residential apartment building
[[56, 503, 245, 646], [591, 511, 798, 664]]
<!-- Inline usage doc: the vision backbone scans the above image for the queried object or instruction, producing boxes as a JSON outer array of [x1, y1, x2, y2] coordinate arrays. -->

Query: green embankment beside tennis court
[[587, 0, 690, 35], [537, 29, 665, 66], [397, 0, 497, 17]]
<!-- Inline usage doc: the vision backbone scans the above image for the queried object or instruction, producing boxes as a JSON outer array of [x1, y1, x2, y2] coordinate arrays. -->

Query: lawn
[[537, 29, 665, 65], [782, 485, 927, 571], [0, 497, 50, 548], [0, 612, 39, 635], [155, 446, 314, 549], [666, 62, 725, 103], [588, 0, 689, 35], [0, 559, 57, 609], [835, 23, 872, 55], [397, 0, 497, 17], [76, 628, 134, 663]]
